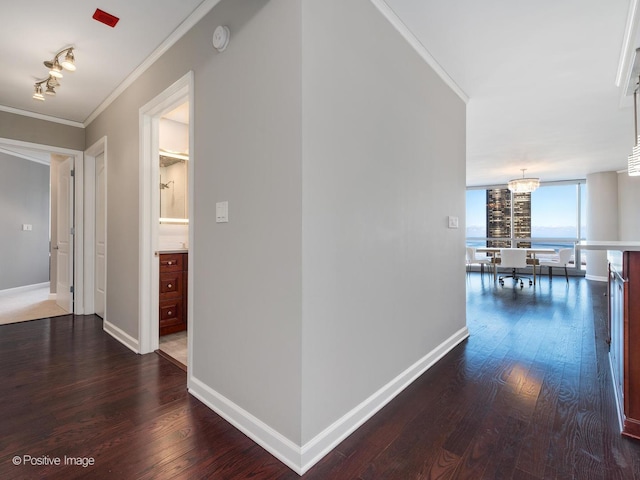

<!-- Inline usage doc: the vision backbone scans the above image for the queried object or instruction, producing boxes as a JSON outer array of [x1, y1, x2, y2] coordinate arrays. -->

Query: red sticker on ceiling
[[93, 8, 120, 28]]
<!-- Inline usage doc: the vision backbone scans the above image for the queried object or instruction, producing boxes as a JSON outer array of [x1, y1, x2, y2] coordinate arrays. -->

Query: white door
[[95, 153, 106, 318], [56, 157, 73, 312]]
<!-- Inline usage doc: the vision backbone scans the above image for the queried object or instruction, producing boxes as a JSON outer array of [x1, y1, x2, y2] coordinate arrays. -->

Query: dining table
[[475, 247, 557, 285]]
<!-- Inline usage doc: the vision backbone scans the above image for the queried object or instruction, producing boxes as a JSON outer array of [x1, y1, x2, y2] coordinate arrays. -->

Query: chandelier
[[628, 81, 640, 176], [507, 169, 540, 193]]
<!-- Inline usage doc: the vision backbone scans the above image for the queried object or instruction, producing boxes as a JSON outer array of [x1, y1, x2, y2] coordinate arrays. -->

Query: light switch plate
[[448, 216, 459, 229], [216, 201, 229, 223]]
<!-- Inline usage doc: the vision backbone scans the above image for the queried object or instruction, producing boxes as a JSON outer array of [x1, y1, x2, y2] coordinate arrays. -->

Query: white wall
[[85, 0, 466, 471], [0, 152, 50, 290], [86, 0, 304, 444], [618, 172, 640, 240], [160, 161, 187, 218], [586, 171, 618, 280], [301, 0, 467, 444], [160, 117, 188, 154]]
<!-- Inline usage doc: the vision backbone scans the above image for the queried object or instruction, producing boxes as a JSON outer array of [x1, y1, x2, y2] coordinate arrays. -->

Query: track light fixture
[[33, 76, 60, 100], [32, 47, 76, 101]]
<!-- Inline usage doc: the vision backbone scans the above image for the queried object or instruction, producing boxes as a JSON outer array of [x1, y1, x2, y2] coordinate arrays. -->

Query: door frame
[[138, 71, 194, 355], [84, 137, 107, 318], [0, 136, 84, 313], [55, 156, 74, 312]]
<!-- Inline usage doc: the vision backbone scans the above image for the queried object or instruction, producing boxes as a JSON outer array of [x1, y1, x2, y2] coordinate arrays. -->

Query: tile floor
[[159, 330, 188, 366]]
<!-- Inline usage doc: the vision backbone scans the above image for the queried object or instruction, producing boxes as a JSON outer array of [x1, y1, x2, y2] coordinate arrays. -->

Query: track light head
[[47, 59, 63, 78], [60, 49, 76, 71], [32, 84, 45, 101]]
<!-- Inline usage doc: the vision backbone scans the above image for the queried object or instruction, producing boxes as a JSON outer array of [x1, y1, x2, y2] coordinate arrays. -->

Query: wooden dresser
[[159, 252, 187, 336], [608, 250, 640, 439]]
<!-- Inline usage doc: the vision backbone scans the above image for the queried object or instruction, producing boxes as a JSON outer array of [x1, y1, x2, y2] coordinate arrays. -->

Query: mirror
[[160, 151, 188, 223]]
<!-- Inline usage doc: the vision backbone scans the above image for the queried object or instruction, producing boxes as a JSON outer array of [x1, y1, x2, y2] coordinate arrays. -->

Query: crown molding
[[617, 0, 640, 88], [617, 0, 640, 109], [0, 104, 84, 128], [84, 0, 223, 126], [369, 0, 468, 103]]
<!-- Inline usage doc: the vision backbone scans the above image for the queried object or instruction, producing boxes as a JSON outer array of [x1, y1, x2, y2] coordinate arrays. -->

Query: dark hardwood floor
[[1, 274, 639, 479]]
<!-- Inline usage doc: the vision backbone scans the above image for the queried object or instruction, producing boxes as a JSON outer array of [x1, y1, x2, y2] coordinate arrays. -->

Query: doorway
[[0, 140, 81, 324], [157, 101, 190, 368], [95, 152, 106, 318], [138, 72, 194, 372], [84, 137, 107, 322]]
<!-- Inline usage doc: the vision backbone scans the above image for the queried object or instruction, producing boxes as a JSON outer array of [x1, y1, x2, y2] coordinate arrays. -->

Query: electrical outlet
[[448, 216, 459, 229]]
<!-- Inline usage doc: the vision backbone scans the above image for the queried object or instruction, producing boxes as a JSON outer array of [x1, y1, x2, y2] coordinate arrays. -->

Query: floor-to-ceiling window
[[466, 181, 587, 270]]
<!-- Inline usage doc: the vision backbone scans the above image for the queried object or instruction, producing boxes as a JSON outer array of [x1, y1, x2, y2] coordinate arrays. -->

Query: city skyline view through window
[[466, 182, 587, 268], [467, 183, 586, 239]]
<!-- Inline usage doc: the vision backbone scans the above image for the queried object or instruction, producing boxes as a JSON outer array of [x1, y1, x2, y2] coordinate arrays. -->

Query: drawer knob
[[168, 261, 173, 265], [168, 284, 172, 288], [168, 311, 172, 315]]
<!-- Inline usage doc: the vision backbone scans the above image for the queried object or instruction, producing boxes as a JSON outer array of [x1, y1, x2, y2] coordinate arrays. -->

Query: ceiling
[[0, 0, 206, 125], [1, 0, 638, 186]]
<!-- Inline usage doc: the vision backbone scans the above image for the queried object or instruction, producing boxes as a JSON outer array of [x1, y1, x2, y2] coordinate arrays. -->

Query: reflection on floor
[[159, 330, 188, 368], [0, 283, 69, 325]]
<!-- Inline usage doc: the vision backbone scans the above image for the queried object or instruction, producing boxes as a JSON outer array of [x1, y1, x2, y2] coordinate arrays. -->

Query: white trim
[[73, 149, 85, 314], [616, 0, 640, 89], [0, 104, 84, 128], [188, 326, 469, 475], [300, 325, 469, 473], [0, 146, 50, 165], [85, 0, 222, 126], [586, 274, 608, 282], [186, 81, 195, 380], [103, 320, 140, 353], [0, 282, 50, 297], [138, 71, 194, 355], [0, 137, 81, 156], [48, 293, 57, 301], [84, 137, 108, 317], [369, 0, 468, 103], [189, 378, 303, 474]]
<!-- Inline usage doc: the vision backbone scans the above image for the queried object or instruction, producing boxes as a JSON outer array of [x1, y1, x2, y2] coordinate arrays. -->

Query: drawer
[[159, 253, 183, 272], [160, 298, 184, 324], [160, 271, 184, 298]]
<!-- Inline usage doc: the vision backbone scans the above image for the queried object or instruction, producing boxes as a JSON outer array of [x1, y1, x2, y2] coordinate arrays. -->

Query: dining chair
[[538, 248, 572, 282], [498, 248, 532, 288], [466, 246, 493, 275]]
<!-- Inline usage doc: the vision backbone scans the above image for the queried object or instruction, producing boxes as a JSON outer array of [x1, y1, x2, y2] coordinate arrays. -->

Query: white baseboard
[[300, 325, 469, 473], [48, 293, 57, 301], [0, 281, 50, 297], [188, 325, 470, 475], [103, 319, 140, 353], [586, 274, 608, 282], [189, 377, 303, 474]]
